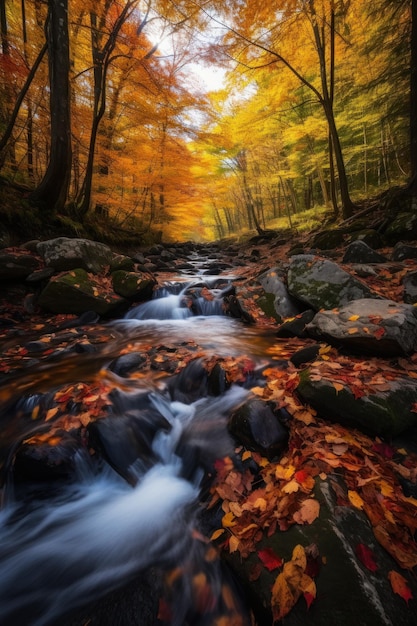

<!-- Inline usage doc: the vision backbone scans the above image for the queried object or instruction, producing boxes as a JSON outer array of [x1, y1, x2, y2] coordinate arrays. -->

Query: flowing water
[[0, 265, 273, 625]]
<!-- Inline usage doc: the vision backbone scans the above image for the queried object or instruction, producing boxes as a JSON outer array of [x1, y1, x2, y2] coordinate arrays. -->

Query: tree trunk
[[30, 0, 71, 213]]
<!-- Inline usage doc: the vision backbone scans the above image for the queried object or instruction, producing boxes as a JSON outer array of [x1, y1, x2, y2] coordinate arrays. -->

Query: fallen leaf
[[271, 545, 316, 622], [258, 547, 283, 571], [348, 314, 360, 321], [388, 570, 413, 604], [293, 498, 320, 524], [210, 529, 225, 541], [332, 382, 344, 393], [355, 543, 378, 572], [45, 406, 59, 421], [348, 490, 364, 510], [222, 512, 236, 528]]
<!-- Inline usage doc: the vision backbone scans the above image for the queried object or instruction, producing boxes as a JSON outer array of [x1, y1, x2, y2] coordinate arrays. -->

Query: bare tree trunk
[[30, 0, 71, 213]]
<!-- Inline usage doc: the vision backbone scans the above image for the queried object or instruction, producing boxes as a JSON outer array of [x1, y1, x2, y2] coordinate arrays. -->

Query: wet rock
[[342, 240, 388, 264], [306, 298, 417, 356], [224, 293, 254, 323], [287, 255, 379, 311], [290, 344, 321, 367], [276, 310, 316, 338], [109, 352, 147, 376], [168, 358, 209, 403], [36, 237, 115, 274], [13, 431, 83, 484], [37, 268, 128, 316], [26, 267, 55, 283], [228, 398, 289, 459], [297, 368, 417, 437], [111, 270, 155, 300], [220, 475, 417, 626]]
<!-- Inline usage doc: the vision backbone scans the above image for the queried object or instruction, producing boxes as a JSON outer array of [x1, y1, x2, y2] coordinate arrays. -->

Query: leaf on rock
[[348, 490, 365, 509], [388, 570, 413, 604], [271, 545, 316, 622], [355, 543, 378, 572], [258, 547, 283, 571], [293, 498, 320, 524], [222, 511, 236, 528]]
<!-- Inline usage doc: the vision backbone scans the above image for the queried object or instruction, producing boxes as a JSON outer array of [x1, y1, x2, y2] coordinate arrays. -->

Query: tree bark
[[30, 0, 72, 213], [410, 0, 417, 191]]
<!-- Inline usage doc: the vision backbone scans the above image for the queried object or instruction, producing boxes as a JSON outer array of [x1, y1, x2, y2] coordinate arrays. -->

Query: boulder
[[36, 237, 114, 274], [348, 229, 384, 249], [310, 229, 345, 250], [296, 368, 417, 437], [37, 268, 128, 316], [111, 270, 155, 300], [342, 240, 388, 264], [306, 298, 417, 356], [403, 270, 417, 304], [0, 251, 40, 280], [384, 212, 417, 241], [392, 242, 417, 261], [287, 255, 379, 311], [276, 310, 316, 338], [228, 398, 289, 459], [109, 254, 135, 272], [257, 268, 302, 320]]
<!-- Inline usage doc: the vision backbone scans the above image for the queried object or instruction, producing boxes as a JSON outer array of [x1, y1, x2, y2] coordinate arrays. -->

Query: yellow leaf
[[379, 480, 394, 497], [271, 545, 314, 622], [253, 497, 267, 511], [45, 407, 59, 421], [210, 529, 225, 541], [348, 327, 359, 334], [275, 464, 295, 480], [31, 405, 40, 420], [222, 511, 236, 528], [283, 479, 300, 494], [242, 450, 252, 461], [348, 314, 360, 321], [229, 535, 240, 553], [348, 490, 364, 509]]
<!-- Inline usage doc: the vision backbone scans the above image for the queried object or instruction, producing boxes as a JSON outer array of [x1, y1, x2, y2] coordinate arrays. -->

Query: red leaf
[[355, 543, 378, 572], [374, 327, 386, 339], [304, 591, 315, 610], [388, 570, 413, 604], [258, 547, 283, 571], [372, 442, 394, 458], [294, 469, 309, 483]]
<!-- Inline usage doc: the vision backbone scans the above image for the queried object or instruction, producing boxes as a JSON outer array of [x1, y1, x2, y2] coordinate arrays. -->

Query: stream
[[0, 259, 274, 625]]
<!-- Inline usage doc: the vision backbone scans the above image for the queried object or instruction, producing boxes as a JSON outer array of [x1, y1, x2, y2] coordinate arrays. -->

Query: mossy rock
[[310, 229, 345, 250], [297, 368, 417, 437], [348, 229, 384, 248], [384, 212, 417, 241], [111, 270, 155, 300], [37, 268, 128, 316]]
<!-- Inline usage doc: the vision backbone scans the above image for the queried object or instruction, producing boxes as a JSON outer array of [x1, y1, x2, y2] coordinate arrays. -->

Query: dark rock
[[384, 211, 417, 241], [342, 240, 388, 263], [297, 368, 417, 437], [290, 344, 321, 367], [348, 229, 384, 248], [26, 267, 55, 283], [403, 270, 417, 304], [0, 252, 40, 280], [168, 358, 209, 403], [13, 431, 83, 484], [109, 254, 135, 272], [109, 352, 147, 377], [111, 270, 155, 300], [392, 242, 417, 261], [228, 398, 289, 459], [310, 229, 346, 250], [276, 310, 316, 338], [37, 268, 128, 316]]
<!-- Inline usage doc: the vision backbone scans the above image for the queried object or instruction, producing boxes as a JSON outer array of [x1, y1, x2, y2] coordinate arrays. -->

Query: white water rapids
[[0, 276, 263, 625]]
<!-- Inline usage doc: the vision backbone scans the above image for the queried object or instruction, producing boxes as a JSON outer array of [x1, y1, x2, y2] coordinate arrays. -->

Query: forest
[[0, 0, 415, 243]]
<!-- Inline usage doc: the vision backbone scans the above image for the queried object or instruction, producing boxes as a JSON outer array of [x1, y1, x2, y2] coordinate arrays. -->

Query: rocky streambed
[[1, 231, 417, 625]]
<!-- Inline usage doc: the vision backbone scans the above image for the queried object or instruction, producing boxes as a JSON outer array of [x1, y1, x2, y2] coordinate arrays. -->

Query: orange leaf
[[388, 571, 413, 604], [45, 406, 59, 421], [293, 498, 320, 524], [332, 382, 344, 393], [348, 314, 360, 321]]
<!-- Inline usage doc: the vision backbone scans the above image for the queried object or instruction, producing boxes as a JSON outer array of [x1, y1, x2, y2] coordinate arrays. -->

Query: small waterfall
[[126, 281, 231, 321]]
